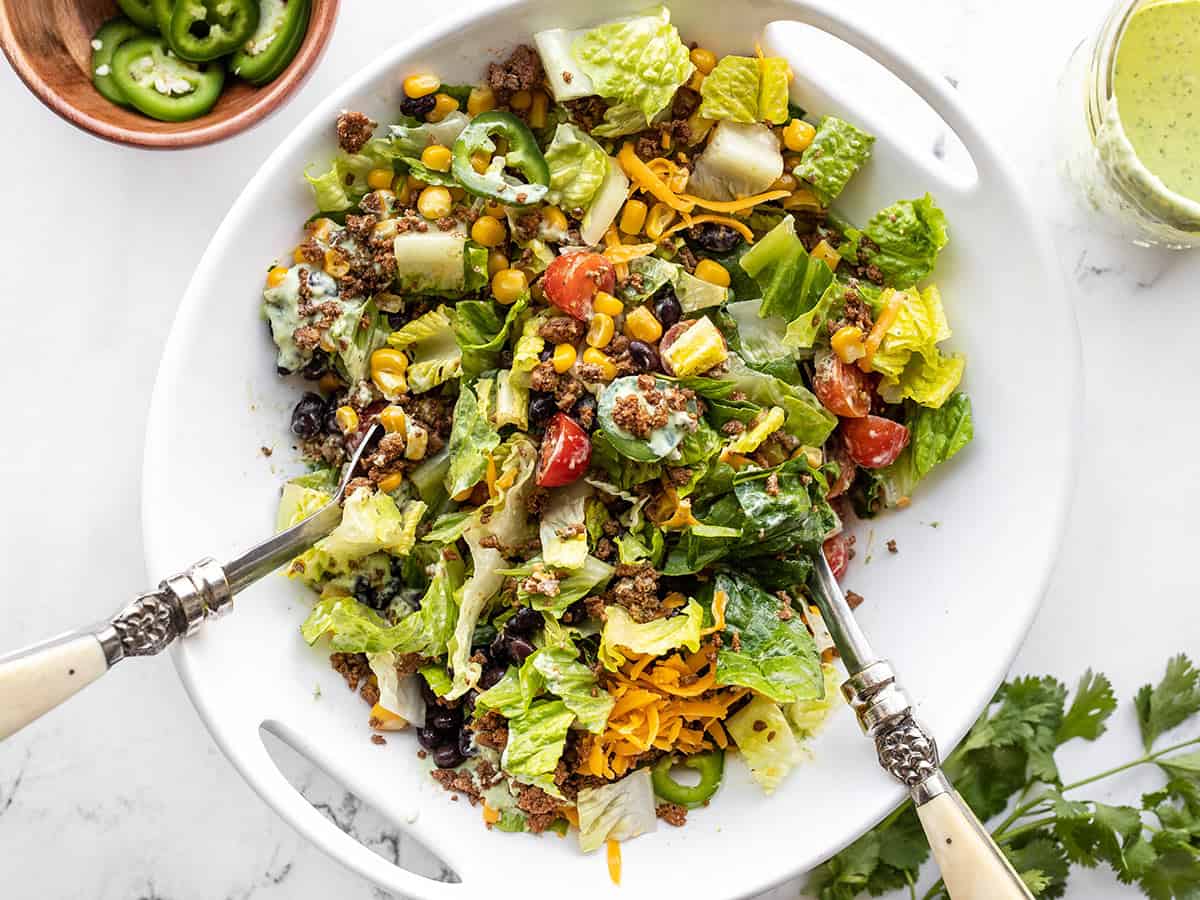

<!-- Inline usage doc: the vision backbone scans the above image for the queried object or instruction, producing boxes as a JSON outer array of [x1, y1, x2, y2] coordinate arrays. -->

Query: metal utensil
[[809, 552, 1033, 900], [0, 424, 382, 741]]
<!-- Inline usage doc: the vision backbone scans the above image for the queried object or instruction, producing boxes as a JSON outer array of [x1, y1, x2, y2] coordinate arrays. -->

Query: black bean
[[498, 349, 514, 368], [507, 636, 536, 664], [506, 606, 542, 636], [417, 727, 439, 750], [561, 599, 588, 625], [353, 575, 386, 611], [571, 393, 597, 430], [687, 222, 743, 253], [433, 744, 465, 769], [277, 365, 293, 377], [458, 730, 476, 758], [387, 312, 407, 329], [419, 679, 439, 706], [290, 393, 327, 439], [301, 351, 331, 381], [628, 340, 660, 373], [651, 284, 682, 329], [401, 94, 437, 118], [479, 664, 506, 690], [538, 347, 554, 362], [529, 393, 558, 427], [428, 707, 462, 733]]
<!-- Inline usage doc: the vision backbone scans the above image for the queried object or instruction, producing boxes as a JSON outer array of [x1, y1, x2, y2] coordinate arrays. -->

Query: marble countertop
[[2, 1, 1197, 897]]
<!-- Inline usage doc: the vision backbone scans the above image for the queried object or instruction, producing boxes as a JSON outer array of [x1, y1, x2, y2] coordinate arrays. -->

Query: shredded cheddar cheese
[[482, 803, 500, 825], [860, 288, 904, 372], [617, 143, 696, 213], [607, 839, 622, 885], [661, 213, 756, 243], [676, 189, 791, 213], [603, 242, 659, 264], [603, 226, 629, 281]]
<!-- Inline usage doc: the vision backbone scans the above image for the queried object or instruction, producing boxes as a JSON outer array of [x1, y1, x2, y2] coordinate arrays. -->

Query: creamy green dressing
[[1113, 1, 1200, 202]]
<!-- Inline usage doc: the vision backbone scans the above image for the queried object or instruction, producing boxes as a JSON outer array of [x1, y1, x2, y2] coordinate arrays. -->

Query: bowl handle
[[242, 725, 469, 898]]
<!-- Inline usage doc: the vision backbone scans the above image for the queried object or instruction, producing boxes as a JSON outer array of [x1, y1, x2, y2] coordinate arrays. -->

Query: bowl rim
[[0, 0, 341, 149], [141, 0, 1082, 896]]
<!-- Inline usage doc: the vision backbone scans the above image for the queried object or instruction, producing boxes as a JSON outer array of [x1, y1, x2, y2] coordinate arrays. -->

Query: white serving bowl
[[142, 2, 1079, 897]]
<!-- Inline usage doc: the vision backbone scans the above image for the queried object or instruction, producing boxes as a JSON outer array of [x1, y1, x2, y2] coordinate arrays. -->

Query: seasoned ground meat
[[487, 44, 544, 102], [635, 132, 660, 160], [611, 393, 668, 438], [330, 652, 378, 707], [584, 593, 607, 620], [564, 96, 608, 132], [431, 768, 483, 805], [671, 86, 701, 119], [595, 537, 615, 561], [329, 220, 397, 300], [657, 803, 688, 827], [525, 486, 549, 517], [721, 419, 745, 435], [610, 563, 664, 622], [765, 472, 780, 496], [406, 391, 454, 438], [666, 466, 693, 486], [344, 476, 374, 497], [529, 361, 586, 409], [512, 210, 542, 243], [846, 590, 865, 610], [336, 111, 375, 154], [838, 288, 874, 332], [539, 316, 586, 345], [471, 710, 509, 751], [887, 539, 898, 554], [515, 784, 561, 833]]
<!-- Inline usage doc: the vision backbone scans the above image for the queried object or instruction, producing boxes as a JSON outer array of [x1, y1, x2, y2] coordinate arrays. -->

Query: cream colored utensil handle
[[0, 633, 109, 739], [917, 788, 1032, 899]]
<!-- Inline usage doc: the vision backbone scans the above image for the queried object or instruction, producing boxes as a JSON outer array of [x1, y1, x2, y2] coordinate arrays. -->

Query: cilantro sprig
[[808, 654, 1200, 900]]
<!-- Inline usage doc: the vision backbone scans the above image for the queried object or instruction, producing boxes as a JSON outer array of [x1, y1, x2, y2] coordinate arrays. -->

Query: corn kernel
[[581, 347, 617, 381], [770, 172, 799, 192], [378, 473, 404, 493], [367, 167, 394, 190], [830, 325, 866, 364], [552, 342, 577, 373], [624, 305, 663, 343], [467, 85, 496, 116], [334, 406, 359, 433], [324, 248, 350, 277], [593, 292, 623, 317], [783, 118, 817, 152], [483, 200, 505, 218], [471, 215, 507, 247], [487, 250, 509, 276], [644, 202, 677, 241], [491, 268, 528, 304], [510, 89, 532, 111], [427, 92, 459, 122], [370, 349, 409, 397], [619, 199, 648, 235], [379, 404, 408, 433], [694, 258, 731, 287], [405, 421, 429, 461], [529, 91, 548, 129], [690, 47, 717, 75], [417, 186, 452, 219], [266, 266, 288, 288], [470, 151, 491, 174], [541, 205, 568, 233], [419, 144, 452, 172], [586, 313, 615, 348], [403, 73, 439, 98], [810, 239, 841, 272], [306, 217, 335, 242]]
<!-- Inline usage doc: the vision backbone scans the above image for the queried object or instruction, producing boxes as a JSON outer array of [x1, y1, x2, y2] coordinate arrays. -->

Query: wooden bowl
[[0, 0, 340, 149]]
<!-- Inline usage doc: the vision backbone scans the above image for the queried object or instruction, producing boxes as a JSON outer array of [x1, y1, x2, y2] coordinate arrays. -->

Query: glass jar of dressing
[[1059, 0, 1200, 248]]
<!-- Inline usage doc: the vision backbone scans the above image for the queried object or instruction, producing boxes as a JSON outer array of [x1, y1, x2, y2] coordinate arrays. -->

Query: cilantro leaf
[[1006, 833, 1070, 899], [1051, 797, 1145, 877], [805, 830, 881, 900], [1136, 654, 1200, 750], [1138, 847, 1200, 900], [875, 806, 930, 872], [1160, 749, 1200, 783], [958, 676, 1067, 787], [1057, 669, 1118, 744]]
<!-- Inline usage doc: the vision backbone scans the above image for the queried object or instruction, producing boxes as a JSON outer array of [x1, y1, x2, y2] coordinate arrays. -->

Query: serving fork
[[0, 424, 383, 741]]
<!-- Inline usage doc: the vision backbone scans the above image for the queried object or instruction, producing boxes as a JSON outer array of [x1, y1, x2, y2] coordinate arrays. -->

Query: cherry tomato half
[[840, 415, 910, 469], [543, 252, 615, 321], [536, 413, 592, 487], [812, 349, 872, 418], [823, 534, 850, 580]]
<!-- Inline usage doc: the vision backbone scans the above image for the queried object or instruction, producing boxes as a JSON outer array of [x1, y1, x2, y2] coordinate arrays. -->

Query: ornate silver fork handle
[[810, 552, 1032, 900], [0, 425, 381, 741]]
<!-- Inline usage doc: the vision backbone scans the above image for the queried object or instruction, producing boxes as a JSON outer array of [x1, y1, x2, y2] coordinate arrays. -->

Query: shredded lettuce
[[840, 193, 949, 287], [869, 286, 964, 408], [698, 55, 790, 124], [502, 698, 575, 780], [572, 6, 692, 122], [386, 305, 462, 394], [291, 489, 426, 581], [454, 296, 529, 378], [704, 573, 824, 704], [444, 383, 502, 499], [726, 695, 804, 793], [576, 768, 657, 853], [528, 647, 614, 733], [793, 115, 875, 204], [687, 121, 783, 202], [501, 555, 614, 616], [368, 652, 427, 725], [539, 482, 590, 569], [739, 215, 833, 323], [598, 599, 704, 670], [445, 528, 505, 698], [723, 356, 837, 446], [544, 123, 608, 210]]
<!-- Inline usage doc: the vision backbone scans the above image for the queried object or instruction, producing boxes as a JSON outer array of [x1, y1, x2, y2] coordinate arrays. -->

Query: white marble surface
[[1, 1, 1197, 897]]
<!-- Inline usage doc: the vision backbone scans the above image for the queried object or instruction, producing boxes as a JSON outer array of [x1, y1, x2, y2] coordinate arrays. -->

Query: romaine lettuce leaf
[[576, 768, 657, 852], [619, 255, 678, 303], [698, 55, 791, 124], [387, 111, 469, 156], [793, 115, 875, 204], [783, 279, 843, 350], [446, 528, 506, 698], [572, 6, 692, 122], [726, 694, 804, 793], [276, 482, 330, 532], [336, 300, 391, 385], [304, 137, 397, 212], [500, 555, 614, 617], [721, 299, 794, 377], [387, 305, 462, 394], [444, 383, 502, 499], [869, 285, 964, 407], [502, 699, 575, 780], [598, 599, 704, 670], [539, 481, 591, 569], [703, 573, 824, 704], [591, 101, 651, 138], [738, 215, 833, 323], [475, 659, 545, 719], [862, 392, 973, 511], [528, 647, 614, 733], [476, 435, 539, 548], [723, 356, 837, 446], [292, 490, 426, 581], [787, 662, 842, 738], [841, 193, 949, 287], [368, 652, 427, 725], [544, 123, 608, 210], [454, 296, 529, 379]]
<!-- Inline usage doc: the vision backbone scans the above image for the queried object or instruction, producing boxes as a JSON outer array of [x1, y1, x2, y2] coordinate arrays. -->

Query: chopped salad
[[263, 5, 973, 865]]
